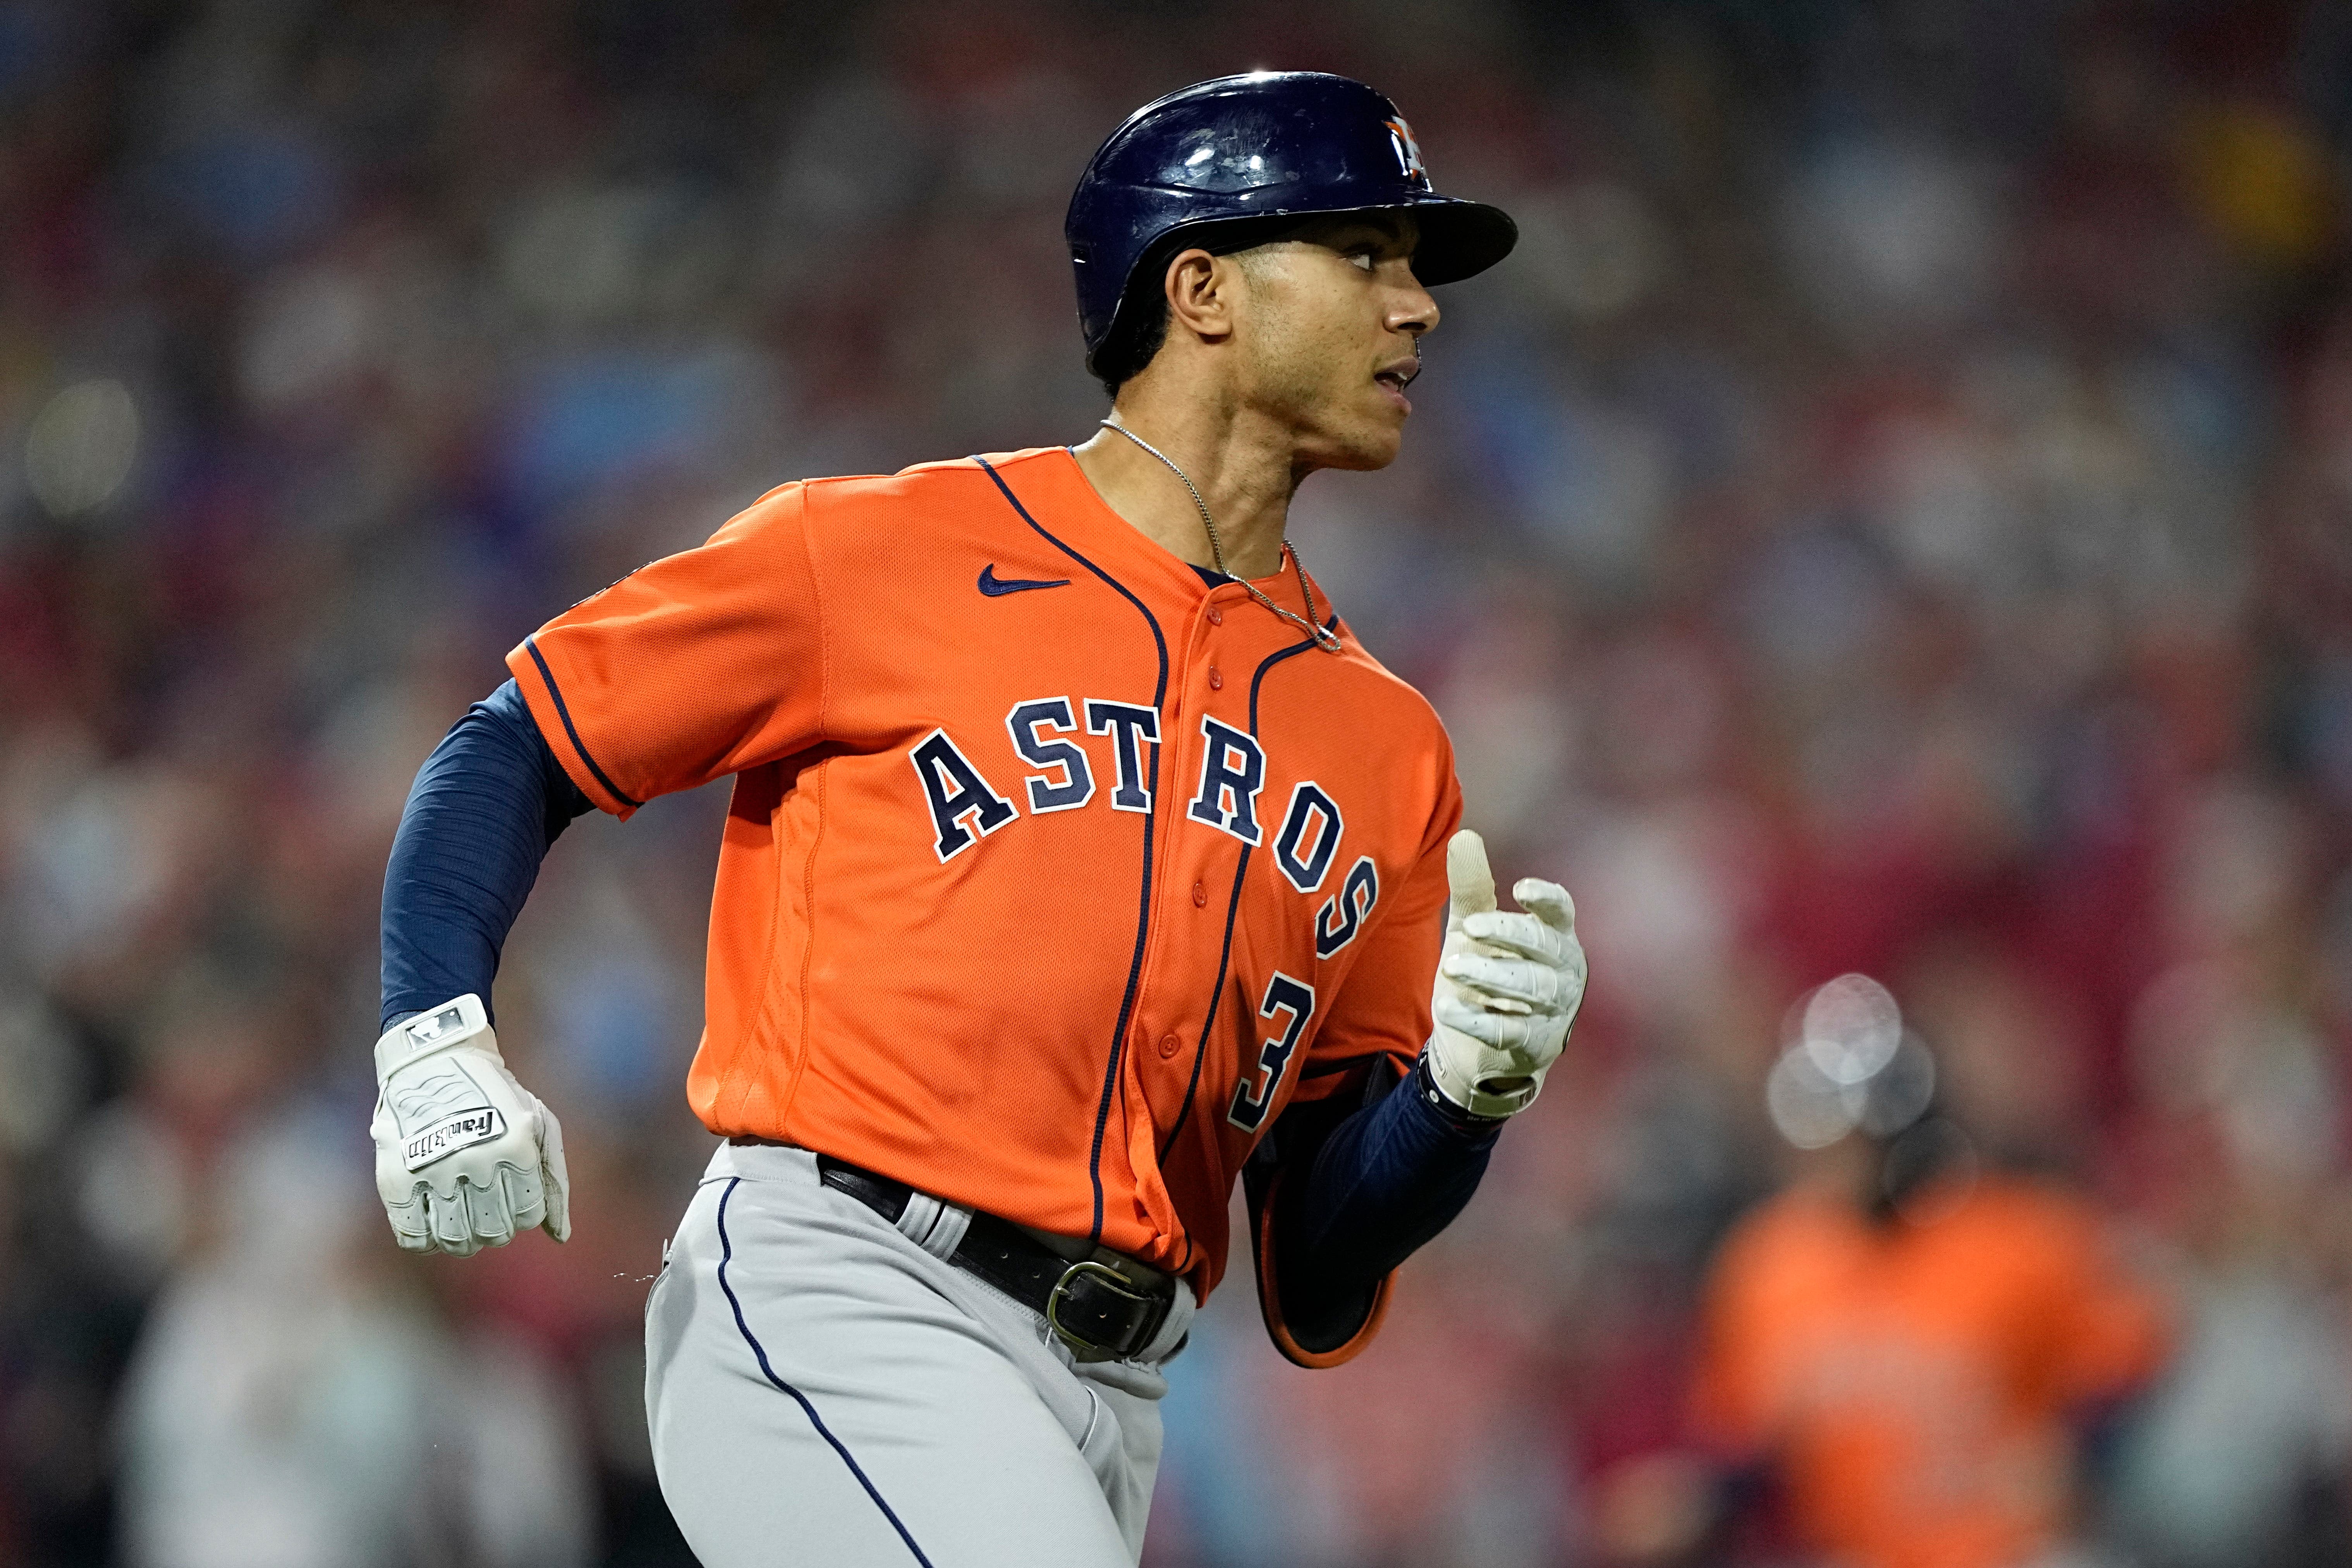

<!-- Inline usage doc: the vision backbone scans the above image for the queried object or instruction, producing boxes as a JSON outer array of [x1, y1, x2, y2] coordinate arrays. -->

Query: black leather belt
[[815, 1155, 1175, 1361]]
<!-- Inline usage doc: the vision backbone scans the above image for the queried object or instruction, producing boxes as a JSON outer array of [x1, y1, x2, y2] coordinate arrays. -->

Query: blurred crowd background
[[5, 1, 2352, 1565]]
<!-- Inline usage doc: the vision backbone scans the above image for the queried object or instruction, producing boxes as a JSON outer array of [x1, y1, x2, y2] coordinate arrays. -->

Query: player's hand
[[1425, 829, 1585, 1119], [369, 994, 572, 1257]]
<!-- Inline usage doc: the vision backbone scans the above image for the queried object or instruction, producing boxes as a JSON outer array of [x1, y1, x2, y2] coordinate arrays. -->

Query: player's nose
[[1388, 280, 1439, 337]]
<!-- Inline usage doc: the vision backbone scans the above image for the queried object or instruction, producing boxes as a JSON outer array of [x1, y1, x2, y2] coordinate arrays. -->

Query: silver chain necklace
[[1099, 419, 1342, 653]]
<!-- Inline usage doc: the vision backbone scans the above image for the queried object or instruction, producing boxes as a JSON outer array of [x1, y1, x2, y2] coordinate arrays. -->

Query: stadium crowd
[[3, 2, 2352, 1565]]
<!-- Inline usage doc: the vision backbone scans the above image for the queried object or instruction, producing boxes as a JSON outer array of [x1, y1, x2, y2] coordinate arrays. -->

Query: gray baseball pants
[[644, 1142, 1196, 1567]]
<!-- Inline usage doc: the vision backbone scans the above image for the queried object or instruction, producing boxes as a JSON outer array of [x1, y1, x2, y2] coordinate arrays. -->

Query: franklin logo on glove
[[403, 1105, 506, 1171]]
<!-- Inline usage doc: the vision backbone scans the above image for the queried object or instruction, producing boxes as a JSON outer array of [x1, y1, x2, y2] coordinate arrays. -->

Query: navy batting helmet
[[1067, 71, 1517, 384]]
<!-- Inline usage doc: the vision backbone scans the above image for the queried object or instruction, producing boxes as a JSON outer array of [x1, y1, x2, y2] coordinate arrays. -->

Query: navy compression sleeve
[[1271, 1059, 1501, 1348], [1297, 1059, 1500, 1274], [380, 680, 594, 1032]]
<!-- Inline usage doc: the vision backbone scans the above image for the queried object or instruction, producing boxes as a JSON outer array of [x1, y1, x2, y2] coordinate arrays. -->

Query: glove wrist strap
[[1423, 1043, 1539, 1120], [375, 993, 495, 1081], [1413, 1056, 1513, 1130]]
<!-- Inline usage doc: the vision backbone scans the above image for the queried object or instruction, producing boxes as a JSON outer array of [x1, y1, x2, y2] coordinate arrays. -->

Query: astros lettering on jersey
[[508, 445, 1460, 1358]]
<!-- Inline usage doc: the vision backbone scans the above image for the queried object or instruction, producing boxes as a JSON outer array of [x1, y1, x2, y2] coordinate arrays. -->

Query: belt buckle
[[1045, 1259, 1153, 1358]]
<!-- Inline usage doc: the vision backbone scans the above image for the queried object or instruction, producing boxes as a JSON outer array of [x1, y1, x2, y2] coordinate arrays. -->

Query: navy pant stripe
[[713, 1178, 936, 1567]]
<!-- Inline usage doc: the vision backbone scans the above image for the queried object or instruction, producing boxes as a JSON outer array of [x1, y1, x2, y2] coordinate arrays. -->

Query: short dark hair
[[1093, 287, 1171, 398]]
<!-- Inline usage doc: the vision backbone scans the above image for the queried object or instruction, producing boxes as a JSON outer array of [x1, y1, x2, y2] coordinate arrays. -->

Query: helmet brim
[[1157, 195, 1517, 287], [1390, 196, 1519, 287]]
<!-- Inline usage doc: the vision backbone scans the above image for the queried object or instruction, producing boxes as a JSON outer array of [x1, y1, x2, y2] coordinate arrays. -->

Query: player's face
[[1232, 214, 1437, 471]]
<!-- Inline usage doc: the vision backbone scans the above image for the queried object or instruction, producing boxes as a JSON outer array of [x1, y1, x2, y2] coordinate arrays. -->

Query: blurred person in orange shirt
[[1642, 976, 2169, 1568]]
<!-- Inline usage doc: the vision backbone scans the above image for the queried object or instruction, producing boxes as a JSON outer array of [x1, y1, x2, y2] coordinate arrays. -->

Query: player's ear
[[1162, 247, 1239, 347]]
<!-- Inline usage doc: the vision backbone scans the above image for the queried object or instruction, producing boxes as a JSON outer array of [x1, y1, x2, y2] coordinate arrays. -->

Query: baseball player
[[373, 72, 1585, 1566]]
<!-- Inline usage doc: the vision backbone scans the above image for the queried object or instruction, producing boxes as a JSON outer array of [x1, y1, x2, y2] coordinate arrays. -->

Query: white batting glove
[[1426, 830, 1586, 1119], [370, 994, 571, 1257]]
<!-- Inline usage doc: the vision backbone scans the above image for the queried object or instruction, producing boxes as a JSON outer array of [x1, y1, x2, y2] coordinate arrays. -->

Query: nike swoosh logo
[[978, 564, 1071, 596]]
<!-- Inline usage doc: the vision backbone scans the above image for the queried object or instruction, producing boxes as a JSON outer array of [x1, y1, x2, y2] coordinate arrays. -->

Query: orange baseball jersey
[[1693, 1176, 2168, 1568], [507, 445, 1460, 1317]]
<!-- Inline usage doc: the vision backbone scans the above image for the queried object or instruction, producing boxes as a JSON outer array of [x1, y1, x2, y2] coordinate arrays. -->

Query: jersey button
[[1192, 880, 1207, 907], [1207, 605, 1223, 626], [1158, 1032, 1181, 1060], [1208, 665, 1223, 690]]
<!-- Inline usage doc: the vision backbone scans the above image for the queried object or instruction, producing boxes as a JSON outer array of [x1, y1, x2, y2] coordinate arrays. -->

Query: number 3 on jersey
[[1228, 973, 1315, 1133]]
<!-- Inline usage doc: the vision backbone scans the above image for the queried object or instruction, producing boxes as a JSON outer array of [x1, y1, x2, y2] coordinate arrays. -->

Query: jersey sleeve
[[1287, 764, 1462, 1105], [505, 483, 825, 817]]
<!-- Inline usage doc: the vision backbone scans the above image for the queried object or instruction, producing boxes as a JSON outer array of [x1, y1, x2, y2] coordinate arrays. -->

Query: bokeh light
[[24, 380, 138, 518]]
